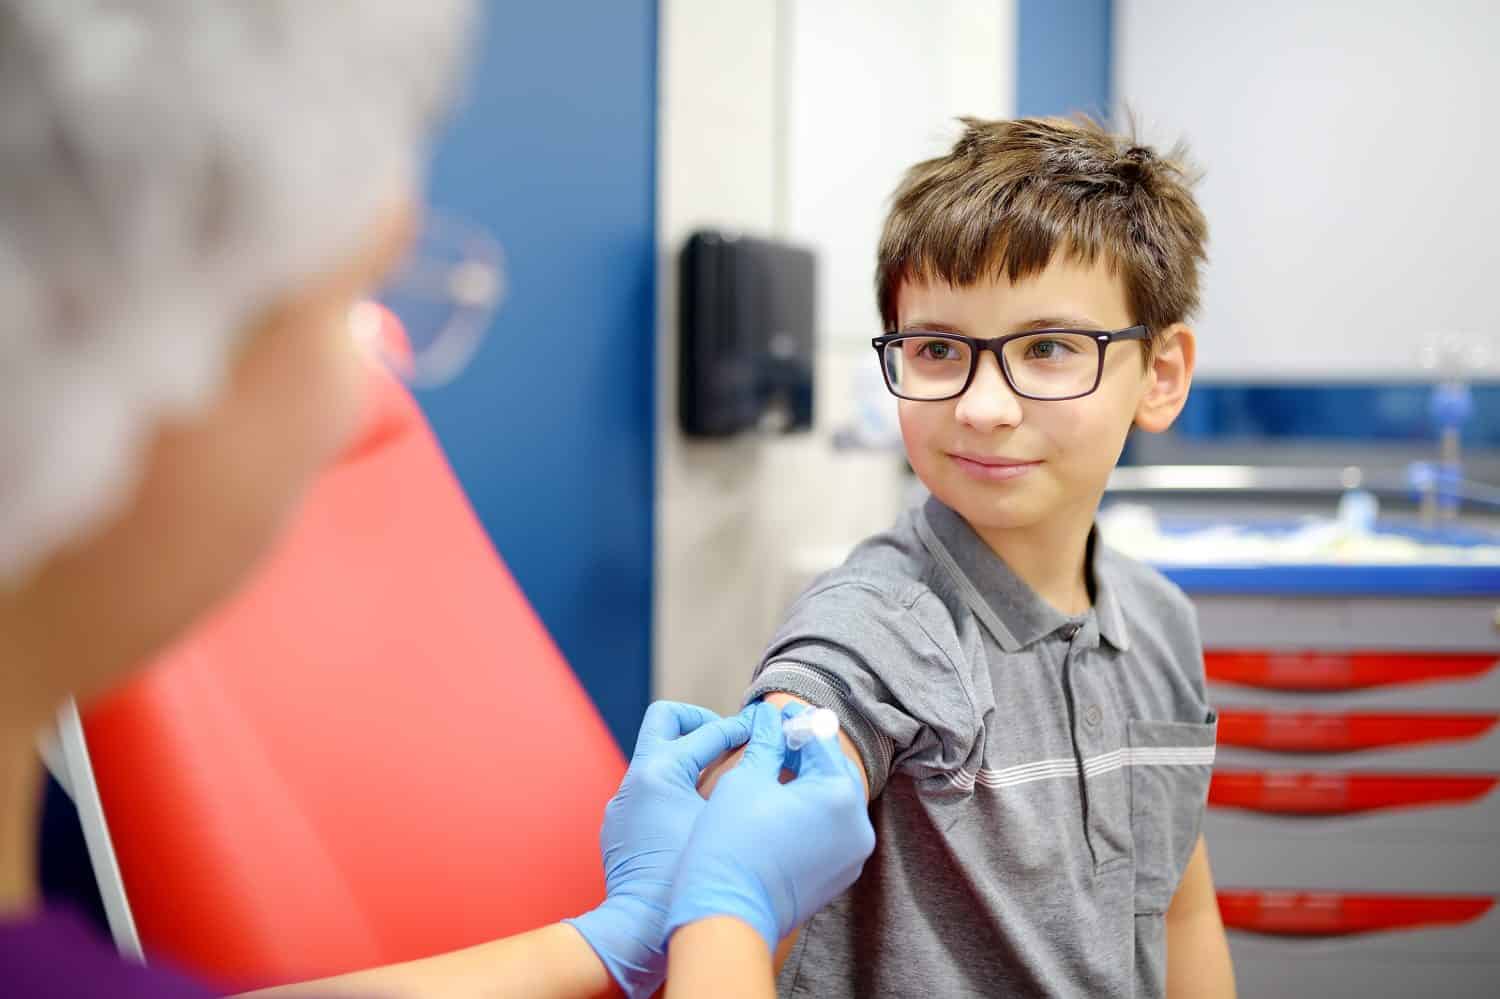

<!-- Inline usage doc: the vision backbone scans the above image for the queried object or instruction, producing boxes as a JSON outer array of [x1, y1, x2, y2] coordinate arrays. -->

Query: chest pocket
[[1127, 713, 1217, 913]]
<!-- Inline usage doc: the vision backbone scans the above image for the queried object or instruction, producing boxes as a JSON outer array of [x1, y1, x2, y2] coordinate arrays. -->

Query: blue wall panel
[[1172, 384, 1500, 445], [1017, 0, 1113, 120], [418, 1, 657, 750]]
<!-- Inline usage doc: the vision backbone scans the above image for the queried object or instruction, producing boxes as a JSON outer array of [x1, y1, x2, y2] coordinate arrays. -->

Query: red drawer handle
[[1205, 651, 1497, 692], [1208, 771, 1497, 815], [1218, 889, 1494, 937], [1217, 710, 1498, 753]]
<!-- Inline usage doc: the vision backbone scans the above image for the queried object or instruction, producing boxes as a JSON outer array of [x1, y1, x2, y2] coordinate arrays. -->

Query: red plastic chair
[[77, 309, 626, 989]]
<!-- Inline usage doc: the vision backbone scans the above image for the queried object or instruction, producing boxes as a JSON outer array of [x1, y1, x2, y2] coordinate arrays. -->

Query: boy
[[703, 117, 1234, 997]]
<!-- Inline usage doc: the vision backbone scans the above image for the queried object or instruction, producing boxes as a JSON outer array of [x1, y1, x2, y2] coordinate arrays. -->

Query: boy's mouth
[[947, 451, 1041, 482]]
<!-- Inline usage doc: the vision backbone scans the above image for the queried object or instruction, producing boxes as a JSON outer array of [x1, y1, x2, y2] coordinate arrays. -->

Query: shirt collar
[[1089, 532, 1132, 652], [916, 496, 1132, 653]]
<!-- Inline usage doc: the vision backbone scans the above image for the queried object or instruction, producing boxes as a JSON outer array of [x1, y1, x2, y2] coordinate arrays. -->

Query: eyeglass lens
[[372, 214, 506, 388]]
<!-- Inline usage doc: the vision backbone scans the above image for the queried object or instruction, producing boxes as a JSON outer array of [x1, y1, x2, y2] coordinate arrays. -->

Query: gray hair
[[0, 0, 474, 582]]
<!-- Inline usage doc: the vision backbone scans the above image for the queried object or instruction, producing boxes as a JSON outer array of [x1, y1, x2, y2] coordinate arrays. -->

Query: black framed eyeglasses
[[870, 325, 1150, 402]]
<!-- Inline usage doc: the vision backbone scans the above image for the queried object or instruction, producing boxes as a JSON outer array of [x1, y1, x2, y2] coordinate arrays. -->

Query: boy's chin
[[957, 505, 1047, 535], [929, 481, 1051, 534]]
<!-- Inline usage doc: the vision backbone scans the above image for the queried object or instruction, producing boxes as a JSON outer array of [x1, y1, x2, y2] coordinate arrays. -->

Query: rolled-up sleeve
[[744, 578, 978, 798]]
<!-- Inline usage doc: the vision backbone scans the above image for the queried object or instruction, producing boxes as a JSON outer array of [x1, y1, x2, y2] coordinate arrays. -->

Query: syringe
[[783, 708, 840, 750]]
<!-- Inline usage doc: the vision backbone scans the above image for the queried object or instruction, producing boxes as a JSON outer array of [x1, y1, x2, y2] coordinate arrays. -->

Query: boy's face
[[895, 255, 1191, 540]]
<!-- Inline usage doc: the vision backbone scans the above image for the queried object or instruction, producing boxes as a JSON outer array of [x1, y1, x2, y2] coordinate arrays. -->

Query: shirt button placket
[[1069, 634, 1128, 869]]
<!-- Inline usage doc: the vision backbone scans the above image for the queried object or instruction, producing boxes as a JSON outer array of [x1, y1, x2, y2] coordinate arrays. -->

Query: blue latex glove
[[663, 700, 875, 952], [566, 700, 754, 998]]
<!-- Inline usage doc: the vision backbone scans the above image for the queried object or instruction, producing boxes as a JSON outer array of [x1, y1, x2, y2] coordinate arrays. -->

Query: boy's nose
[[954, 352, 1024, 430]]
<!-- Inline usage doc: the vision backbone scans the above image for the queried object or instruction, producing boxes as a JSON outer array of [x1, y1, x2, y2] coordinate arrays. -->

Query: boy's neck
[[973, 506, 1095, 616]]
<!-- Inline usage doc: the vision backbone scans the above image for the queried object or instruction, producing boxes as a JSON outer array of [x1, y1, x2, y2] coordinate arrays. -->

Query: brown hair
[[876, 116, 1208, 340]]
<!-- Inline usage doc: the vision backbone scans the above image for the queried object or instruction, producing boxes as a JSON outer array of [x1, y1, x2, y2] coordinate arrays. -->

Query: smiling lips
[[948, 452, 1041, 482]]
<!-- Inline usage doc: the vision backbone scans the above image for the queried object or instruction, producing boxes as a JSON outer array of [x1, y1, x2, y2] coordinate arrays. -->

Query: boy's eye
[[914, 339, 963, 361], [1022, 337, 1080, 361]]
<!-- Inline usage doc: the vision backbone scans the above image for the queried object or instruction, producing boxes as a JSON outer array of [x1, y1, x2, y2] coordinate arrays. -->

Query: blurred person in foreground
[[0, 3, 872, 997]]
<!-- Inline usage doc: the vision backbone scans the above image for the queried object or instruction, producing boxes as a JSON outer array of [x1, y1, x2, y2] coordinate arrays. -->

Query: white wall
[[654, 0, 1013, 714], [785, 0, 1014, 344], [1115, 1, 1500, 381]]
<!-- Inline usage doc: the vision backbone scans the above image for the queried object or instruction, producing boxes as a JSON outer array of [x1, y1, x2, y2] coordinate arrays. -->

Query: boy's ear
[[1134, 324, 1195, 433]]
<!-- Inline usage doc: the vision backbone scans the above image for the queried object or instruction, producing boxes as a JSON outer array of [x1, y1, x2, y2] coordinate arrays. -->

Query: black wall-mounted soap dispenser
[[678, 230, 816, 438]]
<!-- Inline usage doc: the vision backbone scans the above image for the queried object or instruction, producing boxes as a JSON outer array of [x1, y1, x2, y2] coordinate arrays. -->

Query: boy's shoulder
[[1094, 538, 1197, 630], [795, 508, 1201, 640], [1094, 539, 1209, 699], [785, 508, 1204, 669], [783, 506, 968, 649], [806, 505, 958, 614]]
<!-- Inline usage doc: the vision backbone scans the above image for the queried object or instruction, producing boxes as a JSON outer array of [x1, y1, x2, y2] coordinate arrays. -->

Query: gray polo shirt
[[745, 497, 1217, 998]]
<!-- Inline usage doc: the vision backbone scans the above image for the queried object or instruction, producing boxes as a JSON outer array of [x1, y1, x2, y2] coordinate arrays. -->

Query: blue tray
[[1140, 517, 1500, 597], [1160, 563, 1500, 597]]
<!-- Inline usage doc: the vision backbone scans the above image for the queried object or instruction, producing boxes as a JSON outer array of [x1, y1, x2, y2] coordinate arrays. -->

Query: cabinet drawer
[[1209, 664, 1500, 712], [1206, 768, 1500, 839], [1215, 708, 1499, 769], [1205, 650, 1499, 694]]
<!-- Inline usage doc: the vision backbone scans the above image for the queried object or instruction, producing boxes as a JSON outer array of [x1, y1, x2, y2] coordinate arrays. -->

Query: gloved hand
[[664, 700, 875, 953], [566, 700, 753, 998]]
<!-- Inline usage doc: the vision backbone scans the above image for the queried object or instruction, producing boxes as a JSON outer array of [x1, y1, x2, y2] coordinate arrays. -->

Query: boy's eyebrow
[[899, 318, 964, 333], [898, 313, 1109, 335], [1015, 314, 1109, 332]]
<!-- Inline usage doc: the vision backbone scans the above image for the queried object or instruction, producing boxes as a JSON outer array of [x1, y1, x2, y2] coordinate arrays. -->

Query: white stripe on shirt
[[946, 745, 1215, 792]]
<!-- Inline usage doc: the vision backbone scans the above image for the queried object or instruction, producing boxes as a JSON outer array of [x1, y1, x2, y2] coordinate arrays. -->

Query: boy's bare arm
[[1164, 836, 1236, 999], [697, 692, 873, 974], [698, 692, 871, 800]]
